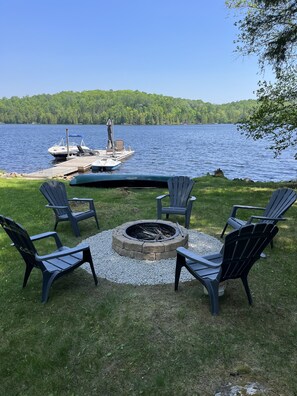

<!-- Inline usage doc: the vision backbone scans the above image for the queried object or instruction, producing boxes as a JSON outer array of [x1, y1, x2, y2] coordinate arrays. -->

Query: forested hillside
[[0, 89, 256, 125]]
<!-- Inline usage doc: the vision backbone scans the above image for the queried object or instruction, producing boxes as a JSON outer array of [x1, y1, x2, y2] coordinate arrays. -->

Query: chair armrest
[[230, 205, 265, 217], [10, 232, 63, 249], [176, 247, 222, 268], [156, 194, 170, 218], [185, 196, 196, 213], [246, 215, 287, 224], [30, 231, 63, 249], [35, 242, 90, 261], [69, 198, 94, 203], [69, 198, 95, 210], [45, 204, 68, 210], [156, 194, 170, 201]]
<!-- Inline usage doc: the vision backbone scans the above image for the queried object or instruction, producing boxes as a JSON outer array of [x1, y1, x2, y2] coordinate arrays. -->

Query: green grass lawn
[[0, 176, 296, 395]]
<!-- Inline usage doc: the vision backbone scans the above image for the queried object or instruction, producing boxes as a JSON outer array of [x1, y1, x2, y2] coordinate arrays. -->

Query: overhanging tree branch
[[227, 0, 297, 160]]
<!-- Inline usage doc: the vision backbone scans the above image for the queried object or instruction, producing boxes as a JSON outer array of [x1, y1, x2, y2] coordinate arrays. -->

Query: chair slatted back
[[0, 215, 38, 268], [220, 223, 278, 281], [40, 181, 69, 217], [114, 140, 124, 151], [263, 188, 296, 222], [168, 176, 194, 208]]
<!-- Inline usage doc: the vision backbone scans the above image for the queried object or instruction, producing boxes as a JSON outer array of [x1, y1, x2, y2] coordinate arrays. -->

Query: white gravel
[[81, 229, 223, 285]]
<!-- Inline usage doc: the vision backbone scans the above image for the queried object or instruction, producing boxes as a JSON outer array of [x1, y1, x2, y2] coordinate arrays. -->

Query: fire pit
[[112, 220, 188, 260]]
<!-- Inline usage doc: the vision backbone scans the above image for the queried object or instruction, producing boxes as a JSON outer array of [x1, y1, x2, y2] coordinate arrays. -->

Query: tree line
[[0, 90, 256, 125]]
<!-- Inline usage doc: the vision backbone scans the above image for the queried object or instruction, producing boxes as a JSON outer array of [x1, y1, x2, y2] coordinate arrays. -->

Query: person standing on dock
[[106, 118, 113, 149]]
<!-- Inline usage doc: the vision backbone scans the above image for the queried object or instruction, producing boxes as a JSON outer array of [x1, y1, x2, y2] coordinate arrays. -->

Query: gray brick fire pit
[[112, 220, 188, 260]]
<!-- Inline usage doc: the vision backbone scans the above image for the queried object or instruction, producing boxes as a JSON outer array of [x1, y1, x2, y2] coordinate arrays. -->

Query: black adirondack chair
[[77, 145, 96, 156], [156, 176, 196, 228], [0, 215, 98, 303], [175, 223, 278, 315], [221, 188, 296, 247], [40, 180, 99, 237]]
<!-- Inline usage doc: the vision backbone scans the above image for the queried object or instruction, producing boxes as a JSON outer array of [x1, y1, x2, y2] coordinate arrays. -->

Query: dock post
[[66, 128, 70, 159]]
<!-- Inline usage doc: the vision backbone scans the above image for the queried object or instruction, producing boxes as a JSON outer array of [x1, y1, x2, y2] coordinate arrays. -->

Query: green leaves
[[227, 0, 297, 73], [227, 1, 297, 159], [238, 68, 297, 159]]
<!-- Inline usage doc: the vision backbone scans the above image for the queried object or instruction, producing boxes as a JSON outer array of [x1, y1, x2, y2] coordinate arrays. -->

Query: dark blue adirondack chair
[[221, 188, 296, 247], [156, 176, 196, 228], [40, 180, 99, 237], [175, 223, 278, 315], [0, 215, 98, 303], [77, 145, 96, 156]]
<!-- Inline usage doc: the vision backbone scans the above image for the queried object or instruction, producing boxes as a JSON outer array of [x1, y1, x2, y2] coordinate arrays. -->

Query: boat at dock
[[48, 134, 92, 159], [70, 174, 170, 188], [91, 157, 121, 172], [26, 146, 134, 179]]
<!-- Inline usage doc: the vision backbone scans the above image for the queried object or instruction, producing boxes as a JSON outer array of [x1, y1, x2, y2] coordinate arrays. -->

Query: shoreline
[[1, 170, 296, 186]]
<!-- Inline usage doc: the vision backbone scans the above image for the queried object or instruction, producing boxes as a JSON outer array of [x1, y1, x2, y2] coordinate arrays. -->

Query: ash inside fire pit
[[126, 222, 177, 242], [112, 220, 188, 261]]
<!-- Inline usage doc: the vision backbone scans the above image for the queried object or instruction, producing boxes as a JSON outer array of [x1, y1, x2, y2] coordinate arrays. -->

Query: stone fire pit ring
[[112, 220, 188, 261]]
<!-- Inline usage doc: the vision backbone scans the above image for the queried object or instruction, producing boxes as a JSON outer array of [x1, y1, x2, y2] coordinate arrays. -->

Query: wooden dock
[[24, 149, 134, 179]]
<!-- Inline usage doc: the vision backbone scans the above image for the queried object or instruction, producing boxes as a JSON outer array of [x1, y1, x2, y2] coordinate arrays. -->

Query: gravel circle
[[82, 229, 223, 285]]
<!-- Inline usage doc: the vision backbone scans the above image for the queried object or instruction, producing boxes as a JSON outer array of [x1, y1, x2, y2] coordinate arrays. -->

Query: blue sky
[[0, 0, 269, 104]]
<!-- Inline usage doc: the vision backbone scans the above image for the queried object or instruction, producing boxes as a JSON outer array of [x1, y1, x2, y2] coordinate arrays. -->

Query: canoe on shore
[[69, 174, 171, 188]]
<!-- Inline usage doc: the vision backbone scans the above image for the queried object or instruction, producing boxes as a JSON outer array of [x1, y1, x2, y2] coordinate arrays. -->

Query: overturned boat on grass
[[70, 174, 171, 188]]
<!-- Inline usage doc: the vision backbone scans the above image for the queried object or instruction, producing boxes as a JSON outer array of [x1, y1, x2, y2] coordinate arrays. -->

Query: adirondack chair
[[40, 180, 99, 237], [175, 223, 278, 315], [220, 188, 296, 247], [0, 215, 98, 303], [114, 139, 125, 151], [156, 176, 196, 228], [77, 145, 96, 156]]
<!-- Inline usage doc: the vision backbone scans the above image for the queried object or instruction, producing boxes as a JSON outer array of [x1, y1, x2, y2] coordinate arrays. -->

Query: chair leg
[[204, 280, 220, 315], [23, 264, 34, 288], [221, 223, 228, 238], [175, 254, 185, 291], [41, 272, 58, 303], [204, 280, 220, 316], [241, 275, 253, 305], [84, 249, 98, 285], [70, 219, 80, 237], [89, 262, 98, 285], [94, 213, 100, 230], [156, 201, 162, 219], [185, 212, 190, 229]]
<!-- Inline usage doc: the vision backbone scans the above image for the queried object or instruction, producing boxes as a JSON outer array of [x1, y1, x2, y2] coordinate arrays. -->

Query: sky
[[0, 0, 271, 104]]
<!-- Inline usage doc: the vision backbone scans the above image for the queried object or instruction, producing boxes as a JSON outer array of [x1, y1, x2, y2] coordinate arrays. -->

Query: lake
[[0, 123, 296, 182]]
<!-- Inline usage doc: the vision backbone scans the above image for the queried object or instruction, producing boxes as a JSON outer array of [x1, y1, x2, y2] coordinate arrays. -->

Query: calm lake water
[[0, 123, 296, 182]]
